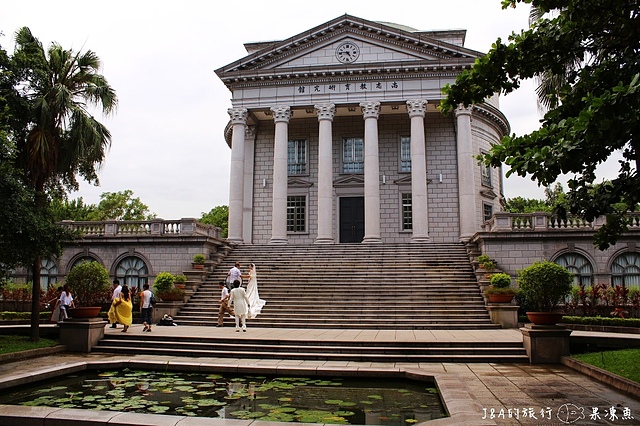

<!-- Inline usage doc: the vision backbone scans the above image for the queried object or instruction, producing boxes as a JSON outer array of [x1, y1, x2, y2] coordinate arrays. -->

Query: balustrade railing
[[61, 218, 221, 239], [484, 212, 640, 233]]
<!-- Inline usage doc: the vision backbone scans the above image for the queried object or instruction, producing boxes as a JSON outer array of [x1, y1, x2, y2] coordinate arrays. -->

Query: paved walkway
[[0, 325, 639, 425]]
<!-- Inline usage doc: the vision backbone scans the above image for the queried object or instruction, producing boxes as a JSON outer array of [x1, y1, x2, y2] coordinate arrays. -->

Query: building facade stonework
[[216, 15, 507, 245]]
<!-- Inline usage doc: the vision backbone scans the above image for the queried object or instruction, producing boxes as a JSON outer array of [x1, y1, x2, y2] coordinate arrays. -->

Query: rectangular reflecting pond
[[0, 369, 447, 424]]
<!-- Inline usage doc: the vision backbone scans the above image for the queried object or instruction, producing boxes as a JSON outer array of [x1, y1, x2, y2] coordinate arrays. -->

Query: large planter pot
[[192, 263, 204, 270], [488, 294, 515, 303], [66, 306, 102, 318], [526, 312, 564, 326]]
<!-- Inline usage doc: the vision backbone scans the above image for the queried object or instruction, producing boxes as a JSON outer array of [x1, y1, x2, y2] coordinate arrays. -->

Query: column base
[[410, 235, 431, 243], [314, 237, 335, 244], [269, 237, 288, 244], [227, 237, 244, 244], [361, 236, 382, 244]]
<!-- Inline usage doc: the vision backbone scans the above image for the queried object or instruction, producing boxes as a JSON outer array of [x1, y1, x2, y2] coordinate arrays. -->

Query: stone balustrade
[[60, 218, 221, 239], [483, 212, 640, 233]]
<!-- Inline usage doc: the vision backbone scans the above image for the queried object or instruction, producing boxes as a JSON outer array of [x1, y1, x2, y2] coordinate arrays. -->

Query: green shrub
[[65, 261, 111, 307], [193, 254, 206, 264], [174, 274, 187, 284], [489, 273, 511, 288], [153, 272, 175, 293], [561, 316, 640, 328], [517, 261, 573, 312]]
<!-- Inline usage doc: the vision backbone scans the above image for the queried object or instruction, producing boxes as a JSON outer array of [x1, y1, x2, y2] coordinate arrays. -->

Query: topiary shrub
[[153, 272, 175, 294], [489, 273, 511, 288], [517, 261, 573, 312], [65, 261, 111, 307]]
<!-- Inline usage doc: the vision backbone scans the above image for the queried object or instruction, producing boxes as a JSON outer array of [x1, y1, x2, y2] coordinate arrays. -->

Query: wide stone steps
[[93, 334, 528, 363], [170, 243, 496, 330]]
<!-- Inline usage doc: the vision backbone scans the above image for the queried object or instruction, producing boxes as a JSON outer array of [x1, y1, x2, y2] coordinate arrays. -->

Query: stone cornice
[[472, 103, 510, 136], [219, 64, 471, 89]]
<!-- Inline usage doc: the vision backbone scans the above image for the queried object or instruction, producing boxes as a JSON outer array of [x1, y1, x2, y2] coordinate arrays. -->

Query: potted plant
[[477, 254, 497, 276], [192, 254, 206, 270], [64, 261, 111, 318], [484, 273, 518, 303], [153, 272, 185, 302], [174, 274, 187, 289], [517, 260, 573, 325]]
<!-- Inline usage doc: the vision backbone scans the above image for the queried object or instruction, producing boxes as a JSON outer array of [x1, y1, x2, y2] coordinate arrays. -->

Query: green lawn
[[0, 335, 59, 355], [572, 348, 640, 383]]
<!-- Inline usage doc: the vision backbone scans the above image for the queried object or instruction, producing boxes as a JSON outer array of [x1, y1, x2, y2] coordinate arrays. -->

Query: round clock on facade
[[335, 42, 360, 63]]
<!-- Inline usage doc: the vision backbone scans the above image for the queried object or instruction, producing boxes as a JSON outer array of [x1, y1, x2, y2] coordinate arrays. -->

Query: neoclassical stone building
[[216, 14, 508, 245]]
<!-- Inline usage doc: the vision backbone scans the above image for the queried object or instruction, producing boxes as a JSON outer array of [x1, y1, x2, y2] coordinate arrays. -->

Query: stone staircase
[[93, 243, 528, 363], [176, 243, 497, 330], [95, 333, 527, 363]]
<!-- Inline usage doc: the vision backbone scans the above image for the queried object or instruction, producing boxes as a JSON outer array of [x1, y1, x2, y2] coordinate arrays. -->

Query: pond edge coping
[[0, 357, 492, 426]]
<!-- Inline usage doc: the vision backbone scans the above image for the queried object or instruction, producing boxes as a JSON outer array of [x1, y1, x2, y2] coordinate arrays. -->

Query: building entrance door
[[339, 197, 365, 243]]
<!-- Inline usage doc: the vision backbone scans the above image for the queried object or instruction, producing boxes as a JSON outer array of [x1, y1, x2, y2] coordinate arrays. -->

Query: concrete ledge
[[561, 356, 640, 399]]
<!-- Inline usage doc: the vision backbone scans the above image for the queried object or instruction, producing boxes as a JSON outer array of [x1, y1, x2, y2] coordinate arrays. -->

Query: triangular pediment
[[333, 174, 364, 188], [216, 15, 482, 84], [288, 177, 313, 188]]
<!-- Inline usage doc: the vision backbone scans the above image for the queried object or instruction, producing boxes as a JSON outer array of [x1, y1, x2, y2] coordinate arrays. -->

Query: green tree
[[10, 27, 117, 340], [441, 0, 640, 250], [0, 42, 74, 280], [50, 196, 96, 222], [199, 205, 229, 238], [86, 190, 155, 221]]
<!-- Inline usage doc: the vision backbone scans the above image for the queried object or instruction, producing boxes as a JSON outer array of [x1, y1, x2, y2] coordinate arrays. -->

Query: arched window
[[115, 256, 149, 291], [40, 258, 59, 290], [554, 253, 593, 287], [71, 256, 98, 269], [611, 252, 640, 290]]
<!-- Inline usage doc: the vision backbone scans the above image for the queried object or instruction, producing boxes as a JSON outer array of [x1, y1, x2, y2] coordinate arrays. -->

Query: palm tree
[[528, 5, 582, 113], [12, 27, 117, 340]]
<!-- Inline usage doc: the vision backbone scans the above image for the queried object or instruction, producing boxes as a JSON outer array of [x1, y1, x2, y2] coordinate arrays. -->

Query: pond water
[[0, 369, 446, 424]]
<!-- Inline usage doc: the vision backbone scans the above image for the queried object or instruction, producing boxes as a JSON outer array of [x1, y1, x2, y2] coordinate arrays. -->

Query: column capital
[[455, 104, 473, 117], [227, 107, 248, 124], [315, 103, 336, 121], [406, 100, 428, 118], [360, 101, 380, 119], [271, 106, 291, 123]]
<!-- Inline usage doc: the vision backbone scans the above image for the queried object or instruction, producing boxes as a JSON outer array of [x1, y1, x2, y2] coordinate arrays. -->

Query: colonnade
[[226, 100, 475, 244]]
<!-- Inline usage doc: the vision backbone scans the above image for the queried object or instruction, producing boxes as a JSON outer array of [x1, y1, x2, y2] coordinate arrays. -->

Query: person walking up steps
[[244, 263, 265, 318], [228, 280, 250, 332], [227, 262, 242, 288], [217, 281, 235, 327]]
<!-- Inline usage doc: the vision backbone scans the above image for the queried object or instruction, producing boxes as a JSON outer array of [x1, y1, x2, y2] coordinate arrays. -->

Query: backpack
[[150, 292, 157, 307]]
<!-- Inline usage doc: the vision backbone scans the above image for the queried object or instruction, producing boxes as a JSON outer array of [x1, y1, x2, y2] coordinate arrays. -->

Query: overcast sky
[[2, 0, 582, 219]]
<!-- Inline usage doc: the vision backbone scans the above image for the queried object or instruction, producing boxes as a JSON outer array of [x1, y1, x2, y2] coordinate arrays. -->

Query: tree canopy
[[1, 27, 117, 339], [441, 0, 640, 249], [199, 205, 229, 238]]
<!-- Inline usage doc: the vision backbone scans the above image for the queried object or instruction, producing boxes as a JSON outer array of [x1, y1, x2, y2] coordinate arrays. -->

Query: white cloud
[[1, 0, 553, 217]]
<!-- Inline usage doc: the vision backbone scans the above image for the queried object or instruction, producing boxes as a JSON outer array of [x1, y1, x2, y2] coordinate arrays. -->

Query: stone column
[[456, 105, 476, 241], [270, 106, 291, 244], [360, 101, 382, 244], [315, 103, 336, 244], [227, 107, 248, 244], [407, 100, 430, 243]]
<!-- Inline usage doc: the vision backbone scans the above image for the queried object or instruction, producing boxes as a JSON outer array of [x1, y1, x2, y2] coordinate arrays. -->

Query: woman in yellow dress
[[108, 285, 133, 332]]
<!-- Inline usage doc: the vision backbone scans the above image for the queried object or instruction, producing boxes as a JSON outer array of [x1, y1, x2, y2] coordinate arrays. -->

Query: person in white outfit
[[228, 280, 250, 332], [244, 263, 266, 318]]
